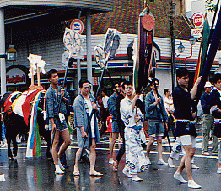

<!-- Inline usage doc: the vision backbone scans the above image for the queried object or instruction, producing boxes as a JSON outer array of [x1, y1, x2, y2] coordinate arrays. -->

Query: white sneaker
[[58, 158, 65, 171], [55, 168, 64, 175], [122, 167, 132, 178], [174, 172, 188, 184], [146, 157, 151, 165], [168, 158, 175, 168], [191, 164, 199, 169], [132, 175, 143, 182], [188, 180, 201, 189], [158, 159, 168, 165], [217, 168, 221, 174], [109, 158, 114, 164]]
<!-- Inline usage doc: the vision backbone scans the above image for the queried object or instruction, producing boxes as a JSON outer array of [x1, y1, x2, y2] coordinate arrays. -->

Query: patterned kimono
[[120, 97, 148, 175]]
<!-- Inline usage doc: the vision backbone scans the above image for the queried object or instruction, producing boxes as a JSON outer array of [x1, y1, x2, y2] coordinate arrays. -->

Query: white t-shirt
[[164, 96, 174, 113], [102, 96, 109, 109]]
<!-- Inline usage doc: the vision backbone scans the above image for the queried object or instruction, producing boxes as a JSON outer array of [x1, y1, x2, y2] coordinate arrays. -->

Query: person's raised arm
[[191, 77, 202, 100]]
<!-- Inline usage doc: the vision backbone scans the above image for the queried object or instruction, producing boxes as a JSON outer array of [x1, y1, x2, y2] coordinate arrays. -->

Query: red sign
[[192, 13, 204, 28], [70, 19, 84, 34]]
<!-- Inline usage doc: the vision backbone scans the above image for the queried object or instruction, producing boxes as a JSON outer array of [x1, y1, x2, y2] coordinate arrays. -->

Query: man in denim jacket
[[73, 79, 101, 176], [46, 69, 71, 175], [145, 78, 168, 165]]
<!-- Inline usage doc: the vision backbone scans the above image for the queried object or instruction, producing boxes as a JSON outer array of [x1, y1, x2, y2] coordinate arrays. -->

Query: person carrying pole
[[45, 69, 71, 175], [72, 79, 102, 176], [173, 68, 201, 189]]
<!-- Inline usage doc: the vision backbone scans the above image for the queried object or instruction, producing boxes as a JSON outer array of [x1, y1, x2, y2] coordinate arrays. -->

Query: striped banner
[[26, 91, 43, 158], [195, 6, 221, 103]]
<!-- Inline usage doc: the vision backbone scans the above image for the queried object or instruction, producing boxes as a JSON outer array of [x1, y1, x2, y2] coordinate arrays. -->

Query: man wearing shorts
[[108, 82, 122, 164], [145, 78, 168, 165], [73, 79, 102, 176], [173, 68, 201, 189], [46, 69, 71, 175]]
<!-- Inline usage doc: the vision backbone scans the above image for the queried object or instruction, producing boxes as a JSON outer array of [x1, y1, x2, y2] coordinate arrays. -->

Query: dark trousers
[[116, 121, 125, 162]]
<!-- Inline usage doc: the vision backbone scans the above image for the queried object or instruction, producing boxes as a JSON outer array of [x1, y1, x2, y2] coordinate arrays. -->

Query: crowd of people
[[2, 67, 221, 189], [38, 68, 221, 188]]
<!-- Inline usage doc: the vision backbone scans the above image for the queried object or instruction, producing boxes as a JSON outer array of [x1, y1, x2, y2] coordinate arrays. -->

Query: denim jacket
[[46, 85, 70, 119], [73, 94, 100, 146], [145, 90, 168, 122]]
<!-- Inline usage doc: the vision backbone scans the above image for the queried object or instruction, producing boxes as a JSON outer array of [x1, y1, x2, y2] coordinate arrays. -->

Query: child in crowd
[[106, 114, 113, 140]]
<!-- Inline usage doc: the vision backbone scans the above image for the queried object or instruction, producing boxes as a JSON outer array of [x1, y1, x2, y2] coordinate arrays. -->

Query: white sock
[[58, 158, 62, 167], [56, 165, 62, 172]]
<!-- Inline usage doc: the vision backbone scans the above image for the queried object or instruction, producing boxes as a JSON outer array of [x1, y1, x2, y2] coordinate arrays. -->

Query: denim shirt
[[108, 92, 118, 121], [73, 94, 100, 145], [46, 85, 70, 119], [145, 90, 168, 122]]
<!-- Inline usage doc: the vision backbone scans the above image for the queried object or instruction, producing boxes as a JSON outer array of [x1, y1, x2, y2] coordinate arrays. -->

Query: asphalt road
[[0, 134, 220, 191]]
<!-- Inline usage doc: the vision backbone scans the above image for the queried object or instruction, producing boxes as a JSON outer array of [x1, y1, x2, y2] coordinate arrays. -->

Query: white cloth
[[84, 99, 95, 138], [164, 96, 174, 113], [120, 97, 143, 128], [124, 127, 148, 174], [102, 96, 109, 109], [120, 97, 148, 174]]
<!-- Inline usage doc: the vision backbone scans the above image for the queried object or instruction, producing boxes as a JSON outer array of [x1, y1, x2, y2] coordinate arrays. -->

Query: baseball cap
[[204, 81, 213, 88]]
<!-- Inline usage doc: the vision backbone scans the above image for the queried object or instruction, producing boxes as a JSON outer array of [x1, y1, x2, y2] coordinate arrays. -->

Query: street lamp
[[7, 45, 17, 62], [178, 41, 185, 53], [0, 44, 17, 61], [185, 37, 196, 67]]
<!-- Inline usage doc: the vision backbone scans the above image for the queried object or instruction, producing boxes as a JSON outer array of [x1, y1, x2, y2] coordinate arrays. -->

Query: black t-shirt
[[173, 86, 193, 120], [172, 86, 196, 137]]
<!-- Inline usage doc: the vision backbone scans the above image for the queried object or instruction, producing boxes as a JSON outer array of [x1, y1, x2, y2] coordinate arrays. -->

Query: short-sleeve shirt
[[173, 86, 193, 121], [172, 86, 196, 137]]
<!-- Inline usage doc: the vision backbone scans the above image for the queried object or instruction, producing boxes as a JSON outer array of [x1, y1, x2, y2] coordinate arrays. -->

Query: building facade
[[1, 0, 221, 96]]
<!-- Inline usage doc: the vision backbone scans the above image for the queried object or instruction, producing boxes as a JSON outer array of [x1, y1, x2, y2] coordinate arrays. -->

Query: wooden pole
[[37, 67, 41, 87], [31, 67, 34, 86]]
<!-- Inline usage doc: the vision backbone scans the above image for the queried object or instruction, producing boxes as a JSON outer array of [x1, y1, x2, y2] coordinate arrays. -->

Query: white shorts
[[180, 135, 196, 148]]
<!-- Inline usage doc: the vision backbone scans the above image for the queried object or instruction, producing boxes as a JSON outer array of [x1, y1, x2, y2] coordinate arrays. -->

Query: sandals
[[73, 171, 80, 176], [113, 161, 118, 172], [89, 171, 103, 176]]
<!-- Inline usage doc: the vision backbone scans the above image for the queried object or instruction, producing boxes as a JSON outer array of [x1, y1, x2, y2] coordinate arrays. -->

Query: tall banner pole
[[78, 28, 121, 160], [195, 7, 221, 104], [135, 1, 155, 93]]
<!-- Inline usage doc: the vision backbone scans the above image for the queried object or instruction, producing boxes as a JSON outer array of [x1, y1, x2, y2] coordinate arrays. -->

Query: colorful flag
[[135, 6, 155, 93], [194, 16, 210, 83], [200, 16, 210, 74], [196, 8, 221, 103], [12, 89, 43, 126], [26, 91, 43, 158]]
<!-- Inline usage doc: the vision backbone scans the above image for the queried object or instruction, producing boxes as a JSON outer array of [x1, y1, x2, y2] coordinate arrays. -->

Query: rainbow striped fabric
[[26, 91, 44, 158]]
